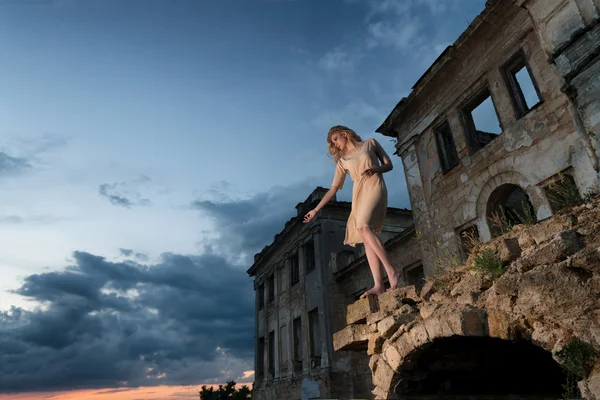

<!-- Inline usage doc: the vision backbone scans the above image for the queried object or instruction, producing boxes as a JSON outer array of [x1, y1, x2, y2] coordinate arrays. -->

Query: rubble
[[333, 196, 600, 399]]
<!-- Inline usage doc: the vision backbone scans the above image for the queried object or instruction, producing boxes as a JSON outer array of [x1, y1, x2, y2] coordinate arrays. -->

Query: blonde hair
[[327, 125, 363, 163]]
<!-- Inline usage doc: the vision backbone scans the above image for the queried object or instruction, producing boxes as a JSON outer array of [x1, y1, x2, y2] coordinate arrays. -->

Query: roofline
[[375, 0, 502, 137]]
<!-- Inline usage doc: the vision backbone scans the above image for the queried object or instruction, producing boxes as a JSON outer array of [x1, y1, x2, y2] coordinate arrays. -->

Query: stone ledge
[[333, 324, 370, 351], [346, 295, 379, 325]]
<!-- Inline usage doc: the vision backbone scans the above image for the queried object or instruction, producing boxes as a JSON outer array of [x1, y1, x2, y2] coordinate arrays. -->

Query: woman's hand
[[362, 167, 379, 178], [303, 209, 317, 223]]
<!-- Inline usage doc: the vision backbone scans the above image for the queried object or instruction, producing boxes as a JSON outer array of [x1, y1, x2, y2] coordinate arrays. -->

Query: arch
[[394, 336, 565, 396], [373, 305, 573, 398], [473, 171, 543, 217], [486, 184, 536, 238]]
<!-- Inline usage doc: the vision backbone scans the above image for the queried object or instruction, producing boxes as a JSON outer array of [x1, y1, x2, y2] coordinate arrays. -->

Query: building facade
[[247, 187, 413, 400], [376, 0, 600, 277]]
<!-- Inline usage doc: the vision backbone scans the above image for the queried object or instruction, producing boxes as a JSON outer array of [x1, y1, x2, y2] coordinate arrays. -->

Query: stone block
[[378, 314, 415, 339], [368, 333, 385, 355], [487, 309, 511, 340], [569, 247, 600, 271], [367, 310, 391, 326], [419, 302, 440, 319], [378, 286, 420, 313], [518, 229, 584, 271], [408, 322, 430, 347], [333, 324, 370, 351], [383, 342, 402, 371], [372, 358, 397, 394], [394, 333, 415, 359], [529, 214, 577, 245], [346, 295, 379, 325]]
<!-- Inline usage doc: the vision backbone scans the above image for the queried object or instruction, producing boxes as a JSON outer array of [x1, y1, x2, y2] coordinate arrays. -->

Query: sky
[[0, 0, 487, 398]]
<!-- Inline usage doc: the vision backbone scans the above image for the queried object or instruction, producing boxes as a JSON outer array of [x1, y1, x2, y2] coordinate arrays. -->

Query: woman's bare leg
[[359, 240, 385, 298], [359, 227, 399, 290]]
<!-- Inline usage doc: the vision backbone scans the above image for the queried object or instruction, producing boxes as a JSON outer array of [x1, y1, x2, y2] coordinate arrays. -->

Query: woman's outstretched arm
[[303, 186, 339, 223]]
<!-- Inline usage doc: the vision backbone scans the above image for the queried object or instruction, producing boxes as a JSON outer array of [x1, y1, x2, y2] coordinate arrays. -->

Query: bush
[[470, 249, 503, 277]]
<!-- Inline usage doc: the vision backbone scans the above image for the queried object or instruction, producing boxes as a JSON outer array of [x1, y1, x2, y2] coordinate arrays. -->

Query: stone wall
[[378, 0, 600, 284], [334, 195, 600, 399]]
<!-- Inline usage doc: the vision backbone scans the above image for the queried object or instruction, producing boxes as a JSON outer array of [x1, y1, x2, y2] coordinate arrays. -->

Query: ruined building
[[250, 0, 600, 398], [376, 0, 600, 274], [247, 188, 413, 400], [332, 0, 600, 398]]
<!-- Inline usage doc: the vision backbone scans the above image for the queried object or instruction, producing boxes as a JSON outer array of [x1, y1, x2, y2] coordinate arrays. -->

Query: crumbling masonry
[[333, 0, 600, 399]]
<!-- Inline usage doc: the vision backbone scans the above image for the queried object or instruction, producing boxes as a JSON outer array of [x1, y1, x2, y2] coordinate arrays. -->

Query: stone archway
[[486, 183, 536, 238], [468, 171, 552, 241], [394, 336, 565, 396], [333, 202, 600, 400]]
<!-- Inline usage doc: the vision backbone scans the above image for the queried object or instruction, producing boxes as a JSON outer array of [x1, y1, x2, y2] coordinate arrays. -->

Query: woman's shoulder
[[365, 137, 379, 146]]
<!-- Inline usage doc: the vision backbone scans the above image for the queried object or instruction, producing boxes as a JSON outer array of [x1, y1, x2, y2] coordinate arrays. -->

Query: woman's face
[[330, 132, 349, 151]]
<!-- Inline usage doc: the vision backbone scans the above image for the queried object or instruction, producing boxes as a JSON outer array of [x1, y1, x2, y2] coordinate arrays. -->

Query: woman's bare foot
[[360, 285, 385, 299], [386, 271, 400, 292]]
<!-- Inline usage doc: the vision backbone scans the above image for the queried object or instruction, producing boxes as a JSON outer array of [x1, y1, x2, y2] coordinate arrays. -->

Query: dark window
[[434, 120, 460, 172], [258, 283, 264, 310], [268, 274, 275, 303], [459, 225, 480, 258], [257, 337, 265, 379], [279, 325, 288, 370], [462, 86, 502, 153], [292, 317, 303, 372], [308, 308, 321, 358], [404, 264, 425, 293], [268, 330, 275, 378], [290, 252, 299, 286], [304, 240, 315, 274], [504, 51, 542, 118]]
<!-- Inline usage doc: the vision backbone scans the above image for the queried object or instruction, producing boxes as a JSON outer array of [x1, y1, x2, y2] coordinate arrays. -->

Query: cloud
[[0, 214, 63, 225], [191, 180, 317, 263], [312, 100, 387, 132], [0, 152, 31, 176], [0, 181, 322, 393], [99, 176, 153, 208], [318, 48, 359, 73], [366, 16, 422, 50], [8, 132, 70, 157], [119, 248, 150, 262], [0, 251, 254, 393]]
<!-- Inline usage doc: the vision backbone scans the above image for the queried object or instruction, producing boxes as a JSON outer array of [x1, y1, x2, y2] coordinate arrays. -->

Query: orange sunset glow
[[0, 374, 254, 400]]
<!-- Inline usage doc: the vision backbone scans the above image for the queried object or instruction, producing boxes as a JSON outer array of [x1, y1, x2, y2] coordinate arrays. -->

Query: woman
[[303, 125, 398, 298]]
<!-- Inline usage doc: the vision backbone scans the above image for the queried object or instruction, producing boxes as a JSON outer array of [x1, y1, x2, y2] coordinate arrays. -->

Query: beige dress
[[331, 138, 391, 246]]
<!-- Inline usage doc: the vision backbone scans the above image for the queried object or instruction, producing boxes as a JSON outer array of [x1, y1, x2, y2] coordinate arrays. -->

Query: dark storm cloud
[[0, 152, 31, 175], [0, 251, 254, 392], [99, 180, 152, 208], [191, 180, 318, 257], [0, 181, 320, 393]]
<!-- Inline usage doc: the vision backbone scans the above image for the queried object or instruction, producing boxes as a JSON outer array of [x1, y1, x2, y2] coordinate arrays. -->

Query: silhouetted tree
[[199, 380, 252, 400]]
